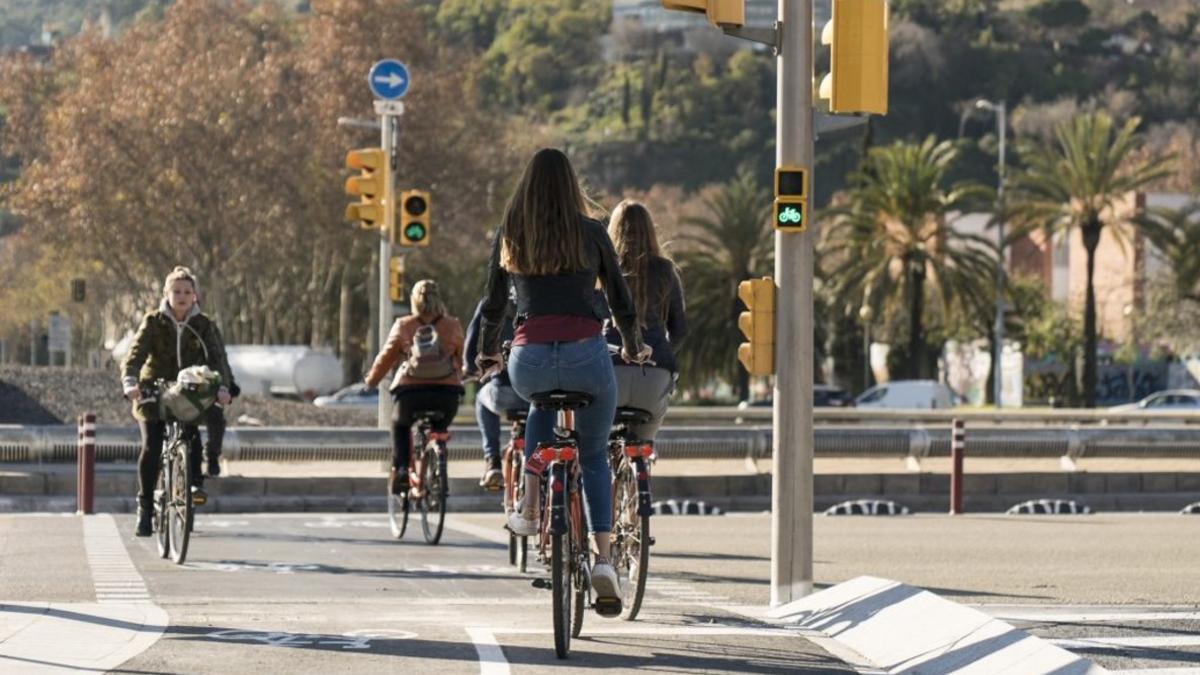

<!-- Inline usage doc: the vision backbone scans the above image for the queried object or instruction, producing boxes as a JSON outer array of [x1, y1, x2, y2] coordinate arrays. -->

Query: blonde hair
[[410, 279, 446, 320], [499, 148, 590, 276], [608, 200, 670, 326], [162, 266, 198, 298]]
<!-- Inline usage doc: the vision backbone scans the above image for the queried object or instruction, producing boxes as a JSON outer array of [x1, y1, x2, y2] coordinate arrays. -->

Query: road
[[1, 511, 1197, 673]]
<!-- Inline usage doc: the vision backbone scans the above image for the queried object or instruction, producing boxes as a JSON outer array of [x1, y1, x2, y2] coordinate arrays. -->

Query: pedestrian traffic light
[[774, 166, 808, 233], [660, 0, 744, 27], [344, 148, 387, 229], [819, 0, 889, 115], [737, 277, 774, 376], [388, 255, 405, 303], [396, 189, 430, 247]]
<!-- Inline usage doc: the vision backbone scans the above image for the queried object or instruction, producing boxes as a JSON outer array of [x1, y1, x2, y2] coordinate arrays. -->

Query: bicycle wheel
[[570, 488, 588, 638], [507, 450, 529, 571], [613, 461, 650, 621], [387, 481, 409, 540], [551, 529, 571, 659], [167, 442, 192, 565], [420, 444, 447, 544], [154, 456, 169, 559]]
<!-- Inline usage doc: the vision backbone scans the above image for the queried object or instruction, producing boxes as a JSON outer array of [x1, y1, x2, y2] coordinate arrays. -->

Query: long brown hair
[[608, 200, 671, 326], [499, 148, 590, 275]]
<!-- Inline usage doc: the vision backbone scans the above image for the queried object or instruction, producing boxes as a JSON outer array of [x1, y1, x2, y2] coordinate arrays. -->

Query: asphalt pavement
[[1, 511, 1197, 673]]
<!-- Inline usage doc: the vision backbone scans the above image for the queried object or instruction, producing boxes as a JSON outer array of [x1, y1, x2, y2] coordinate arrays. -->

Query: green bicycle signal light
[[773, 166, 808, 233], [395, 189, 430, 247]]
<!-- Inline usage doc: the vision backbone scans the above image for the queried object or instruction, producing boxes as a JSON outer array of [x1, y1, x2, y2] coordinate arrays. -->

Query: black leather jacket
[[479, 216, 642, 356]]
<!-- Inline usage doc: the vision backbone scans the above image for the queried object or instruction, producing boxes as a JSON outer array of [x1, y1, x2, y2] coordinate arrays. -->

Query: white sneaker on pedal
[[506, 512, 538, 537], [590, 560, 622, 618]]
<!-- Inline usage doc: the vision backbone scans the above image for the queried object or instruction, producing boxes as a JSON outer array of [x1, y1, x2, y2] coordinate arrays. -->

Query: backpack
[[403, 318, 454, 380]]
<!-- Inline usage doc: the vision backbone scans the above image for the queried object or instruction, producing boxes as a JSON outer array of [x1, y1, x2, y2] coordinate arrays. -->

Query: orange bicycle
[[387, 410, 450, 544]]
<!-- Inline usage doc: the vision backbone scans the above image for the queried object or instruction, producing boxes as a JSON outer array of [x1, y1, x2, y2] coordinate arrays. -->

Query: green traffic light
[[404, 224, 426, 241]]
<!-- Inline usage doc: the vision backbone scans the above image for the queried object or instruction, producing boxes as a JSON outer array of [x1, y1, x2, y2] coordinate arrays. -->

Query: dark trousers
[[137, 420, 203, 509], [390, 386, 462, 471], [204, 405, 226, 463]]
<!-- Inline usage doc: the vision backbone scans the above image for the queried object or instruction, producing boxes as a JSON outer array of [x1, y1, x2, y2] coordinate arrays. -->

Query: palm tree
[[1009, 112, 1171, 407], [1136, 201, 1200, 306], [674, 170, 772, 400], [823, 136, 995, 379]]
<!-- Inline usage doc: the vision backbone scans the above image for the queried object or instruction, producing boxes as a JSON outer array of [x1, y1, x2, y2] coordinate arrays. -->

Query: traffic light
[[396, 189, 430, 247], [737, 277, 774, 376], [819, 0, 889, 115], [774, 166, 808, 233], [388, 255, 405, 303], [660, 0, 744, 27], [344, 148, 387, 229]]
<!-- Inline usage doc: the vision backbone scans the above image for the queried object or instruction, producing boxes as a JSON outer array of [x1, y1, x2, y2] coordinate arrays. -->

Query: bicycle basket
[[160, 365, 221, 423]]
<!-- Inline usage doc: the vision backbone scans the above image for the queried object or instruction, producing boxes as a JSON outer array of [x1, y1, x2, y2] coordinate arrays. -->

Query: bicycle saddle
[[530, 390, 593, 410]]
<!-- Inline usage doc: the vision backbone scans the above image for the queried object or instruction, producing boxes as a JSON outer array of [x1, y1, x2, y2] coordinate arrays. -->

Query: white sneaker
[[590, 561, 623, 618], [507, 511, 538, 537]]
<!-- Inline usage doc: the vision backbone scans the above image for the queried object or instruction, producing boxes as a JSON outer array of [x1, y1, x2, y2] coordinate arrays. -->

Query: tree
[[1136, 200, 1200, 306], [1009, 112, 1171, 407], [822, 137, 995, 379], [673, 171, 772, 401]]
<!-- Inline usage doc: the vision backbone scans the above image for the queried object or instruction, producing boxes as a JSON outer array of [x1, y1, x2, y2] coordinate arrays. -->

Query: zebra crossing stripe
[[83, 514, 152, 604]]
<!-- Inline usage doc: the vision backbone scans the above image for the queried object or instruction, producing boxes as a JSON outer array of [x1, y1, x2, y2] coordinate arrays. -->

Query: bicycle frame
[[408, 424, 449, 501]]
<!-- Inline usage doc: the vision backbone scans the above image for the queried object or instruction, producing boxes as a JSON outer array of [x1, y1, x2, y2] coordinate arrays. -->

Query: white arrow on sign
[[373, 72, 406, 89]]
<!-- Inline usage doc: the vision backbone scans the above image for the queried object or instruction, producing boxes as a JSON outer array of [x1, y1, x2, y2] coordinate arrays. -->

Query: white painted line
[[1108, 670, 1200, 675], [1052, 635, 1200, 649], [83, 515, 150, 603], [466, 627, 510, 675], [992, 611, 1200, 623]]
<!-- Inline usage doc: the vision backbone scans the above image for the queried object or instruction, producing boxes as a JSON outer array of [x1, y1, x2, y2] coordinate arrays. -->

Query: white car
[[1108, 389, 1200, 412], [855, 380, 956, 409], [312, 383, 379, 409]]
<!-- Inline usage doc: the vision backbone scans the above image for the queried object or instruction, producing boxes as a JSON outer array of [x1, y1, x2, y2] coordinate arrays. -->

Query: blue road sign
[[368, 60, 410, 100]]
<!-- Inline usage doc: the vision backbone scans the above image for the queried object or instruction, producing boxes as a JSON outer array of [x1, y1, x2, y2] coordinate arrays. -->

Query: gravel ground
[[0, 365, 374, 427]]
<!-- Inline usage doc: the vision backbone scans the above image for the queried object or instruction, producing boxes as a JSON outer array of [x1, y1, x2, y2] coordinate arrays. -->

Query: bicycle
[[141, 381, 208, 565], [501, 407, 529, 571], [387, 410, 450, 544], [608, 408, 655, 621], [522, 389, 618, 659]]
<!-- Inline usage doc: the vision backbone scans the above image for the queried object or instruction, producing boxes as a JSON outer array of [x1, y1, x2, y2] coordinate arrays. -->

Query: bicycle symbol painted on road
[[204, 628, 416, 650]]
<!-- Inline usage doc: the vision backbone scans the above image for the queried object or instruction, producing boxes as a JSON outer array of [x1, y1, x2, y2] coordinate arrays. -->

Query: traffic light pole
[[377, 113, 397, 429], [772, 0, 815, 606]]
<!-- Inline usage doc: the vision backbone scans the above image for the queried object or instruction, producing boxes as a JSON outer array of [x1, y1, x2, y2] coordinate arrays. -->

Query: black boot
[[135, 506, 152, 537], [206, 455, 221, 478]]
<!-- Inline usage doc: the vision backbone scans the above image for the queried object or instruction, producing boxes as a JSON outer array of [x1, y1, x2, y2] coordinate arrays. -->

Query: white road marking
[[83, 515, 150, 603], [991, 610, 1200, 623], [1108, 670, 1200, 675], [493, 625, 799, 637], [1052, 635, 1200, 649], [467, 627, 510, 675]]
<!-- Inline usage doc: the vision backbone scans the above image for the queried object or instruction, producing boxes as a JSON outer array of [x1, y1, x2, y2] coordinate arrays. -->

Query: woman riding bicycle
[[121, 266, 233, 538], [476, 148, 650, 617], [606, 200, 687, 441], [365, 279, 465, 496]]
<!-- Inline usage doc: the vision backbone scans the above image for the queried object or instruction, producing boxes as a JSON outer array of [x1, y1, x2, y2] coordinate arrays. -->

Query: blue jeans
[[475, 380, 526, 459], [508, 336, 616, 534]]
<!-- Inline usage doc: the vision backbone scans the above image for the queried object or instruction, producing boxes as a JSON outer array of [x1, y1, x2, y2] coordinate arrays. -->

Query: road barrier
[[76, 412, 96, 514], [2, 421, 1199, 465]]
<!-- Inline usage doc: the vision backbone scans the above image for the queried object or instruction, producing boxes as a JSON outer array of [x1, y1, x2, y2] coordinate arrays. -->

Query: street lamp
[[859, 304, 873, 391], [972, 98, 1007, 409]]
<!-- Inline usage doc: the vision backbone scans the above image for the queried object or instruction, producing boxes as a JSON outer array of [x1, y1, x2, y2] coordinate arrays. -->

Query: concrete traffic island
[[769, 576, 1103, 674]]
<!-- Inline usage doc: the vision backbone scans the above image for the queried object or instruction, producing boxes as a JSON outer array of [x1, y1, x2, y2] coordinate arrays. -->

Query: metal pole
[[950, 418, 964, 515], [377, 113, 396, 430], [771, 0, 814, 606], [993, 103, 1007, 408]]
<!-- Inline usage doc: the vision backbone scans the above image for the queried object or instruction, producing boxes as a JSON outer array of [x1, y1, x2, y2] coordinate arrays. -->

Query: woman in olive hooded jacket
[[120, 266, 233, 537]]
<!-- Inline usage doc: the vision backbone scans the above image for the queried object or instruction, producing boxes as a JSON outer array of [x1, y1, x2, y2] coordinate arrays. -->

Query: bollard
[[950, 418, 965, 515], [77, 412, 96, 515]]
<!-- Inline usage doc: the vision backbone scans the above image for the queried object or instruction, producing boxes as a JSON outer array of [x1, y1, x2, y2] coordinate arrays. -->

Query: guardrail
[[664, 406, 1200, 426], [2, 423, 1198, 465]]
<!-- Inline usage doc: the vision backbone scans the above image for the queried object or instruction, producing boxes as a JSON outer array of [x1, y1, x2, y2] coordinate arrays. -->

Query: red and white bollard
[[77, 412, 96, 515], [950, 418, 965, 515]]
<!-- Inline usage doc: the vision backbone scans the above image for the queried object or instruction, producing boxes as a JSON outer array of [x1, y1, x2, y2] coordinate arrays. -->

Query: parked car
[[1108, 389, 1200, 412], [312, 383, 379, 409], [854, 380, 955, 409], [741, 384, 855, 408]]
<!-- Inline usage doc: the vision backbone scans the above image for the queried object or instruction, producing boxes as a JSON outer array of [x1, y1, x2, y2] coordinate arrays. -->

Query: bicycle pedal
[[531, 578, 551, 590], [593, 597, 622, 617]]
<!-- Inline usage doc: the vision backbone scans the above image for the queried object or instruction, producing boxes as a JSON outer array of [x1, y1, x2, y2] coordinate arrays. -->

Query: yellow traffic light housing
[[819, 0, 889, 115], [344, 148, 388, 229], [737, 277, 775, 376], [388, 255, 406, 303], [660, 0, 744, 27], [396, 189, 430, 247], [774, 166, 808, 233]]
